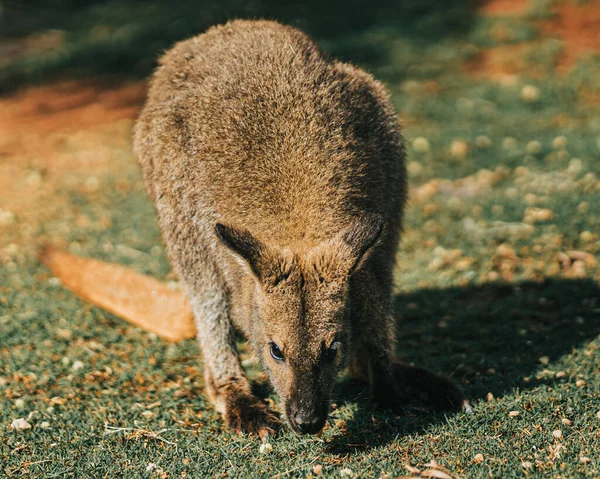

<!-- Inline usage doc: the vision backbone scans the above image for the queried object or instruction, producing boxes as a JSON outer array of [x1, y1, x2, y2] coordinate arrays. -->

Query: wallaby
[[133, 19, 468, 437]]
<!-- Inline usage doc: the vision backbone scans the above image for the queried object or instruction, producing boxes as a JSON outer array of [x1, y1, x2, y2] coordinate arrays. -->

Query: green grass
[[2, 0, 600, 477]]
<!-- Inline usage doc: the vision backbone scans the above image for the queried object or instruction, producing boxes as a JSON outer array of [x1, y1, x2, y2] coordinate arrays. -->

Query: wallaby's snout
[[284, 371, 334, 435], [288, 402, 328, 435]]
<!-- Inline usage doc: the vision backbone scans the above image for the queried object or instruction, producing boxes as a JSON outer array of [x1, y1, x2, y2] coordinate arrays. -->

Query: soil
[[0, 80, 146, 252], [468, 0, 600, 78]]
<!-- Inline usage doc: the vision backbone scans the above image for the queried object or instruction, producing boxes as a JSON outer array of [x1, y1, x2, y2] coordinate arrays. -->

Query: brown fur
[[134, 19, 467, 436]]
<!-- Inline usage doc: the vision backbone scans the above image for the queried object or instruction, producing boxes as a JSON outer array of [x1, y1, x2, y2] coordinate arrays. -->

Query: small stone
[[413, 137, 431, 153], [497, 243, 516, 258], [552, 429, 563, 439], [509, 411, 520, 417], [475, 135, 492, 149], [26, 171, 43, 187], [524, 207, 553, 224], [313, 464, 323, 475], [552, 136, 567, 150], [576, 379, 586, 387], [450, 140, 469, 158], [72, 361, 84, 371], [577, 201, 590, 214], [40, 421, 51, 429], [56, 329, 72, 340], [580, 231, 595, 242], [340, 468, 353, 477], [61, 357, 70, 366], [10, 418, 32, 430], [556, 371, 567, 378], [408, 161, 423, 175], [568, 158, 584, 176], [491, 204, 504, 215], [259, 442, 273, 454], [521, 84, 541, 103], [473, 453, 484, 464], [14, 398, 25, 409], [487, 271, 500, 281], [84, 176, 99, 192], [521, 461, 534, 469], [0, 209, 16, 226], [502, 137, 518, 150], [561, 418, 571, 426], [538, 356, 550, 365], [580, 457, 591, 464], [526, 140, 542, 154], [486, 392, 494, 402]]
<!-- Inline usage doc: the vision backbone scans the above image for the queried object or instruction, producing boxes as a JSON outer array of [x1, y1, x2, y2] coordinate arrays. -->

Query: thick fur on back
[[134, 20, 406, 252]]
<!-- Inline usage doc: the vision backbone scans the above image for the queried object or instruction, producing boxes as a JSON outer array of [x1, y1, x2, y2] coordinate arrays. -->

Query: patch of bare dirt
[[480, 0, 529, 16], [0, 80, 146, 253], [467, 0, 599, 79], [540, 1, 600, 71], [463, 43, 543, 81], [0, 80, 146, 135]]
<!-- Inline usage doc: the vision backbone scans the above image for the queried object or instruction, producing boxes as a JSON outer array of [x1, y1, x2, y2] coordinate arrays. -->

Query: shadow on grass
[[1, 0, 479, 92], [325, 277, 600, 454]]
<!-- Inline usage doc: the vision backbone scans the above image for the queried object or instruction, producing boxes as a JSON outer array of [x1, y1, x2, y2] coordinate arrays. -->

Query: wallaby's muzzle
[[285, 393, 330, 435]]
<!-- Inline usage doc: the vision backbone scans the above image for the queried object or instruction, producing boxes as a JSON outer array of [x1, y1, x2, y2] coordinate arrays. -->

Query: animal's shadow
[[325, 278, 600, 454]]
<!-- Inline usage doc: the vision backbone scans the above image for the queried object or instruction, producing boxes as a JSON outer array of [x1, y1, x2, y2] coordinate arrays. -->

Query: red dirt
[[0, 80, 146, 253], [540, 1, 600, 71], [0, 80, 146, 134], [480, 0, 529, 16], [467, 0, 600, 78], [463, 43, 538, 81]]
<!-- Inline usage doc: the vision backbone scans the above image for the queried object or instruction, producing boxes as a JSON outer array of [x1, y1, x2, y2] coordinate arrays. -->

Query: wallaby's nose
[[294, 412, 324, 435]]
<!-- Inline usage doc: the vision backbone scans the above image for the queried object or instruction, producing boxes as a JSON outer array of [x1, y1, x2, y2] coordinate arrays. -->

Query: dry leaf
[[421, 470, 453, 479], [39, 246, 196, 342], [405, 465, 421, 474]]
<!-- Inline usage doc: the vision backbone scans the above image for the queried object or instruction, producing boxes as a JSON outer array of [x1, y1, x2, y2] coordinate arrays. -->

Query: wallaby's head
[[215, 216, 383, 434]]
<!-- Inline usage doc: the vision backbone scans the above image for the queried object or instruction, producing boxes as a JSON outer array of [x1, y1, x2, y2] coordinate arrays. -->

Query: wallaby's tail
[[39, 246, 196, 342]]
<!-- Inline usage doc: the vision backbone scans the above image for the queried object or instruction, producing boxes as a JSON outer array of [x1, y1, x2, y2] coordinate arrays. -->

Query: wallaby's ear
[[341, 214, 384, 273], [215, 223, 266, 279], [307, 214, 384, 283]]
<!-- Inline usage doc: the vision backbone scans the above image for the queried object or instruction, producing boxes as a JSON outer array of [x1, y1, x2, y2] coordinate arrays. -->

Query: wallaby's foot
[[223, 389, 280, 439], [373, 361, 471, 413], [206, 371, 279, 438]]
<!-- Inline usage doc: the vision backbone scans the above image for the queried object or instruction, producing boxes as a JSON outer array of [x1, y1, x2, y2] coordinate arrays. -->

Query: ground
[[1, 0, 600, 477]]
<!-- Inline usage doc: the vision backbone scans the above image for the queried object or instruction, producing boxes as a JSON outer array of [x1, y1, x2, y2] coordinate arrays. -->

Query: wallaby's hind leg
[[348, 275, 470, 412], [190, 279, 279, 437], [349, 325, 469, 412]]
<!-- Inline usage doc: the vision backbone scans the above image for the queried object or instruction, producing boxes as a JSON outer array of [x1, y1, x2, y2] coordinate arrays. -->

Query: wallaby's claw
[[224, 393, 280, 437]]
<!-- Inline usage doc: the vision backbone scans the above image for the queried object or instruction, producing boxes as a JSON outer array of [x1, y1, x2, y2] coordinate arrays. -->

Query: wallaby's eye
[[323, 341, 340, 362], [270, 342, 284, 361]]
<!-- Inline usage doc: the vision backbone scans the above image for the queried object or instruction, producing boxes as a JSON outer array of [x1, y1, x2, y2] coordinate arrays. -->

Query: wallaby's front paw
[[374, 362, 470, 413], [224, 392, 280, 439]]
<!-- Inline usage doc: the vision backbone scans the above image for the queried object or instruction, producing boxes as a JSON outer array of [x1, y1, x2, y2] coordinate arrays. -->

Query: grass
[[1, 0, 600, 477]]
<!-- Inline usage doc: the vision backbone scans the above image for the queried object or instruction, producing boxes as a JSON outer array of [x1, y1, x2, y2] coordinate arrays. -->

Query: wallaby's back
[[134, 20, 406, 248]]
